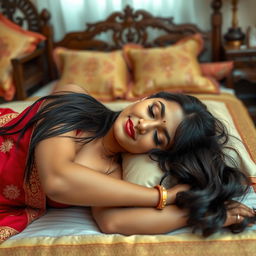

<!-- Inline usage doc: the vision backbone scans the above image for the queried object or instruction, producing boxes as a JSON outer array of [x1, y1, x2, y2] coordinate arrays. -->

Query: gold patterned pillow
[[0, 14, 45, 100], [125, 34, 219, 99], [53, 47, 129, 101]]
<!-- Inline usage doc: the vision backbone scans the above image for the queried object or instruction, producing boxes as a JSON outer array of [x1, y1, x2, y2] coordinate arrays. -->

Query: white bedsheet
[[7, 187, 256, 241], [30, 81, 235, 98]]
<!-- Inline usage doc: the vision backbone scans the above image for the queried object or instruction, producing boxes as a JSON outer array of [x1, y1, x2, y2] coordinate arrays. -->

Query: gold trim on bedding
[[194, 93, 256, 163], [1, 231, 256, 256]]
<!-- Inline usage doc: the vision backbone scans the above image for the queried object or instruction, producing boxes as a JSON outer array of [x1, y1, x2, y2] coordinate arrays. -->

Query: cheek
[[139, 135, 154, 148], [114, 126, 155, 154], [127, 135, 155, 154]]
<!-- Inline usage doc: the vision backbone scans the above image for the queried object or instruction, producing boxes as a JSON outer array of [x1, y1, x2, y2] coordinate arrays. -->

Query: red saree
[[0, 102, 46, 242]]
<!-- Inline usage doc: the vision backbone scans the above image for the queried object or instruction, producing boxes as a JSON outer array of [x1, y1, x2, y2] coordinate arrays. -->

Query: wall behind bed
[[31, 0, 212, 42], [32, 0, 255, 43]]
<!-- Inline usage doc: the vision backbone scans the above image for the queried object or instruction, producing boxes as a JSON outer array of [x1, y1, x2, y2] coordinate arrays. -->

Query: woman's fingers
[[228, 205, 255, 217], [227, 200, 255, 214], [224, 211, 242, 227], [223, 201, 256, 227]]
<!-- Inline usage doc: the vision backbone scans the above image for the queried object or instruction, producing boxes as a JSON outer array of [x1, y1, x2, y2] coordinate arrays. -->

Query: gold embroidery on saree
[[24, 166, 46, 223], [0, 227, 18, 242], [3, 184, 21, 200], [0, 113, 18, 127], [25, 207, 45, 224], [0, 139, 14, 153]]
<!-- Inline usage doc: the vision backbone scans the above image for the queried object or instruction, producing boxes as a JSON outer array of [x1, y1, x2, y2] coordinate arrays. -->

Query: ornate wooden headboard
[[55, 5, 208, 50], [45, 1, 224, 78]]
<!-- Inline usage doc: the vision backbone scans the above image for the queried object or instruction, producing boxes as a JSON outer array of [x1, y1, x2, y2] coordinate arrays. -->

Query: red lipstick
[[125, 117, 135, 139]]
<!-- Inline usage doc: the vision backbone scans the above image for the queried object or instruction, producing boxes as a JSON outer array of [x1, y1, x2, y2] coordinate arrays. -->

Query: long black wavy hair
[[147, 92, 254, 236], [0, 91, 253, 236], [0, 92, 120, 180]]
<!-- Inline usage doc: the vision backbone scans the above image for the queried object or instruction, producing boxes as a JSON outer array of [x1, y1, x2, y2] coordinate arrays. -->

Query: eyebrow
[[158, 101, 165, 118], [158, 101, 171, 145]]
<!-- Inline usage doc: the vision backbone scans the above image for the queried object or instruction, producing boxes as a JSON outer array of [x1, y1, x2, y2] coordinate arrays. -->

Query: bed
[[1, 0, 256, 255]]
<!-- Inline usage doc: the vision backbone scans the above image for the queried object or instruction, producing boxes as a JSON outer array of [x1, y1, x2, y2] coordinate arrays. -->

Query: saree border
[[0, 113, 19, 127], [0, 227, 19, 243]]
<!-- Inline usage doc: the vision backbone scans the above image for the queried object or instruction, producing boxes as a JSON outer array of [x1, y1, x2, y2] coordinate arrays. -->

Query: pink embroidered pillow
[[0, 14, 45, 100], [53, 47, 129, 101], [124, 34, 219, 99], [200, 61, 234, 81]]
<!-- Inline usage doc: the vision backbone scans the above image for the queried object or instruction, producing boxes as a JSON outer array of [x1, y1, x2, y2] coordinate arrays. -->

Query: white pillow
[[122, 153, 163, 187]]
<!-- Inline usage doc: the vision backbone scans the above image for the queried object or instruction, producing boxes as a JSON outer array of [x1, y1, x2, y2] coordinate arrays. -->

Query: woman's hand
[[223, 200, 256, 227], [166, 184, 190, 205]]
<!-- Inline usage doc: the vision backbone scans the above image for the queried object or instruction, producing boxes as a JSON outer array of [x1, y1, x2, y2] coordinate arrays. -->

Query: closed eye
[[148, 104, 155, 118], [154, 131, 163, 146]]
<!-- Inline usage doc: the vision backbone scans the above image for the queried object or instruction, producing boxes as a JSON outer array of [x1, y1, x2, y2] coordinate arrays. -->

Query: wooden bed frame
[[0, 0, 53, 100], [0, 0, 224, 100]]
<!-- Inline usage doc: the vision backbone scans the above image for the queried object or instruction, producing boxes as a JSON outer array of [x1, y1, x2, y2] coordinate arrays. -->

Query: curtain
[[33, 0, 213, 42]]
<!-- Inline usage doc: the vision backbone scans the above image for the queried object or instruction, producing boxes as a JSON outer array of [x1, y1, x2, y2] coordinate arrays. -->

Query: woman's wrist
[[166, 184, 190, 205], [154, 185, 167, 210], [166, 188, 175, 205]]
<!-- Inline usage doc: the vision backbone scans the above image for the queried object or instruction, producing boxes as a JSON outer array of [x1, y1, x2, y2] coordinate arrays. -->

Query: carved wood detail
[[0, 0, 50, 32], [55, 5, 209, 51]]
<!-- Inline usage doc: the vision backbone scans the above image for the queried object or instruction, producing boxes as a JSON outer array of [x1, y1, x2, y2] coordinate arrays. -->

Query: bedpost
[[40, 9, 56, 80], [211, 0, 223, 61]]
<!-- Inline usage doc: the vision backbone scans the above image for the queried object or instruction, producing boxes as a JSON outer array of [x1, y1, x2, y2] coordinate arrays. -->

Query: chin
[[117, 140, 133, 153], [121, 144, 148, 154]]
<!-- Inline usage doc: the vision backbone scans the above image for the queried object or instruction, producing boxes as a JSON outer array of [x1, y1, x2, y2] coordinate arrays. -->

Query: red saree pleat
[[0, 102, 46, 242]]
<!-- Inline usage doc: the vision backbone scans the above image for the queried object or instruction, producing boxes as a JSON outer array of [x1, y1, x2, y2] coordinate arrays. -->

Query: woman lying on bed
[[0, 84, 255, 242]]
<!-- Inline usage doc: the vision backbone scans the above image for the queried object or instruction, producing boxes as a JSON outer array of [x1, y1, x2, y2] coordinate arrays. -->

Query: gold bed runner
[[1, 231, 256, 256], [195, 93, 256, 162]]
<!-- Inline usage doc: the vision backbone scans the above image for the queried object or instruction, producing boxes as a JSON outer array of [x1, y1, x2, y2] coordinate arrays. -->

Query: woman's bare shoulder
[[38, 84, 88, 111], [53, 84, 88, 95]]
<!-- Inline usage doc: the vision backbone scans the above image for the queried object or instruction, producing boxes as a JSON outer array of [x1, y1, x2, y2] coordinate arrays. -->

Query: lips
[[125, 117, 135, 140]]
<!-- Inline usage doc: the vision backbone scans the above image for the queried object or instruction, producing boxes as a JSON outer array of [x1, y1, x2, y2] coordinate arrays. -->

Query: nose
[[136, 118, 165, 134]]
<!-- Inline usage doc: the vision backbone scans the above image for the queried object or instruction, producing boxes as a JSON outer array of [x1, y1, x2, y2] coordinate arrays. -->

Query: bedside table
[[224, 46, 256, 125]]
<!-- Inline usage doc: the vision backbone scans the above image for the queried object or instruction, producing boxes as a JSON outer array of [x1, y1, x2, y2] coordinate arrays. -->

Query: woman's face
[[113, 98, 184, 153]]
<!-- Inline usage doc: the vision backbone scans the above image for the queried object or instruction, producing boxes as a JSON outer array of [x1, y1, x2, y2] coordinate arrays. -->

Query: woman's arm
[[91, 168, 188, 235], [92, 205, 188, 235], [91, 169, 255, 235], [35, 131, 187, 208], [52, 83, 87, 94]]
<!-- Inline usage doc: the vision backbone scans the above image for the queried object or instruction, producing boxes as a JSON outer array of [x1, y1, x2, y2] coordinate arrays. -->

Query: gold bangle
[[154, 185, 167, 210]]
